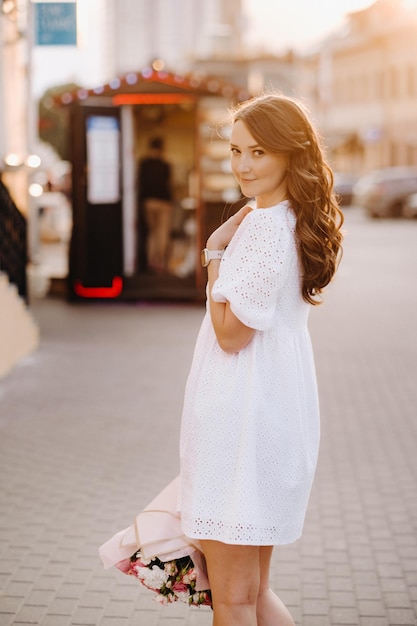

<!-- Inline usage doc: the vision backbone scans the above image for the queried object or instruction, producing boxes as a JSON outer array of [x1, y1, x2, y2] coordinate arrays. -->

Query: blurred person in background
[[137, 136, 173, 273]]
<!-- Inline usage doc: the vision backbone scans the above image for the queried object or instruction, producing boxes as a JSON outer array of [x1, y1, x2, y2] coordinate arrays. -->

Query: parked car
[[352, 166, 417, 218], [333, 172, 358, 206], [402, 192, 417, 218]]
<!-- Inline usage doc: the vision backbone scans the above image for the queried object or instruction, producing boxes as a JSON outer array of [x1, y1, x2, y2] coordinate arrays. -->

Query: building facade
[[105, 0, 243, 77], [307, 0, 417, 174]]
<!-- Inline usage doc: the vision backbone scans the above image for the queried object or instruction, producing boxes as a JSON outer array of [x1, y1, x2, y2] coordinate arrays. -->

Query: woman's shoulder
[[243, 201, 295, 231]]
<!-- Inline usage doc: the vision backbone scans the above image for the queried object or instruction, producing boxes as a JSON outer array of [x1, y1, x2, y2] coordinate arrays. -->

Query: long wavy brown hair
[[232, 94, 344, 305]]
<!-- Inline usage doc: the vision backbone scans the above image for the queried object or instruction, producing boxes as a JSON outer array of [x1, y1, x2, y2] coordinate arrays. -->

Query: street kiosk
[[62, 68, 250, 300]]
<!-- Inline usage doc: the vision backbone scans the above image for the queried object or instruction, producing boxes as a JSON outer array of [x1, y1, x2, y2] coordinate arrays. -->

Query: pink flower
[[172, 581, 188, 594], [182, 569, 196, 584], [115, 559, 132, 574]]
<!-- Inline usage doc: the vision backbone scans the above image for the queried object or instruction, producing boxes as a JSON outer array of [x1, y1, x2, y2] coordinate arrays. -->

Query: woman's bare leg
[[256, 546, 295, 626], [200, 540, 260, 626]]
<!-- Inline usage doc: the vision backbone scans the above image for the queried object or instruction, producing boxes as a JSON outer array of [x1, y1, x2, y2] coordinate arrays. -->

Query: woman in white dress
[[179, 94, 344, 626]]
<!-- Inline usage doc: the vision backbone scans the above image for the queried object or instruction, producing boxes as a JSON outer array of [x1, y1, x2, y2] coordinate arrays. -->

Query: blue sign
[[35, 3, 77, 46]]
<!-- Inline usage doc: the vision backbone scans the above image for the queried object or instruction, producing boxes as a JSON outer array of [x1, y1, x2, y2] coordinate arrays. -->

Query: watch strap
[[201, 248, 224, 266], [206, 249, 224, 261]]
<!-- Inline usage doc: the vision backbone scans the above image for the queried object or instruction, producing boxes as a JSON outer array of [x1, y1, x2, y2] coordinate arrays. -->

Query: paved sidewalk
[[0, 208, 417, 626]]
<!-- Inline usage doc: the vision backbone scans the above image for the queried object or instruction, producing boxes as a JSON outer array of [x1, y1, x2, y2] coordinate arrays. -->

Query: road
[[0, 207, 416, 625]]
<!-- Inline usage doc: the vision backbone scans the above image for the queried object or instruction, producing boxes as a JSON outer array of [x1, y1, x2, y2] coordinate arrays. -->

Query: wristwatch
[[201, 248, 224, 267]]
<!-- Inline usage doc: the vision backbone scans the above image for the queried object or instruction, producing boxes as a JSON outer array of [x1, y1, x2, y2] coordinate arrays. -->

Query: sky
[[243, 0, 376, 52]]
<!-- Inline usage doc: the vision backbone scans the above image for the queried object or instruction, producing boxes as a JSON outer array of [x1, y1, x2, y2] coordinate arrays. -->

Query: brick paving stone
[[302, 582, 327, 598], [331, 606, 360, 624], [377, 563, 405, 579], [302, 617, 332, 626], [42, 616, 72, 626], [381, 579, 412, 594], [63, 570, 93, 585], [302, 597, 329, 615], [10, 568, 42, 584], [102, 600, 134, 619], [289, 606, 301, 624], [187, 609, 213, 626], [32, 575, 61, 591], [133, 608, 161, 623], [99, 618, 129, 626], [0, 559, 17, 577], [300, 568, 327, 585], [0, 594, 24, 613], [109, 584, 139, 602], [0, 616, 13, 626], [384, 592, 413, 609], [387, 607, 417, 624], [279, 589, 300, 607], [402, 560, 417, 574], [275, 574, 300, 591], [352, 571, 380, 586], [85, 577, 115, 594], [56, 583, 86, 599], [326, 562, 353, 577], [14, 604, 48, 623], [47, 597, 79, 615], [329, 590, 357, 607], [351, 556, 378, 571], [405, 572, 417, 586], [328, 577, 355, 592], [357, 599, 386, 616], [134, 594, 160, 611], [355, 585, 383, 600], [360, 619, 389, 626], [3, 581, 30, 597], [78, 591, 108, 608], [326, 549, 352, 564], [71, 607, 103, 625], [26, 589, 55, 606]]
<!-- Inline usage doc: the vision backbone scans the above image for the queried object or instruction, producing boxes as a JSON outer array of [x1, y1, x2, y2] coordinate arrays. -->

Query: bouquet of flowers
[[99, 477, 212, 608], [116, 550, 212, 607]]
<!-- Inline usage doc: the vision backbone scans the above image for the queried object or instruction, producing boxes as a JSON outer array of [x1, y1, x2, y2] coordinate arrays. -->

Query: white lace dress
[[179, 201, 320, 545]]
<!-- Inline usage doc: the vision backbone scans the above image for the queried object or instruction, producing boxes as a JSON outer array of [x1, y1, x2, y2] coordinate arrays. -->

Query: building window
[[390, 67, 399, 99], [407, 65, 416, 97], [406, 144, 416, 166], [377, 72, 384, 99], [389, 141, 399, 166]]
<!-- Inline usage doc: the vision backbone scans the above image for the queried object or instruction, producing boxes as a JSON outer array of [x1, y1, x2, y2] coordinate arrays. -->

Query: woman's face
[[230, 119, 289, 208]]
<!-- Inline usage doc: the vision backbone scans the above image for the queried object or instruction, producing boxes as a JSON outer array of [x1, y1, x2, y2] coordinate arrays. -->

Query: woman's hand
[[206, 204, 253, 250], [206, 204, 255, 353]]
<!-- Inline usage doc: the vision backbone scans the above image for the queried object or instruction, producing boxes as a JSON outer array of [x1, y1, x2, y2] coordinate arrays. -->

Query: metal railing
[[0, 176, 28, 301]]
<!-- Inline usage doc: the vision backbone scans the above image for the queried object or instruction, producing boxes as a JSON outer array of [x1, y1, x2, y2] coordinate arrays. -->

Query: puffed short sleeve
[[211, 208, 296, 330]]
